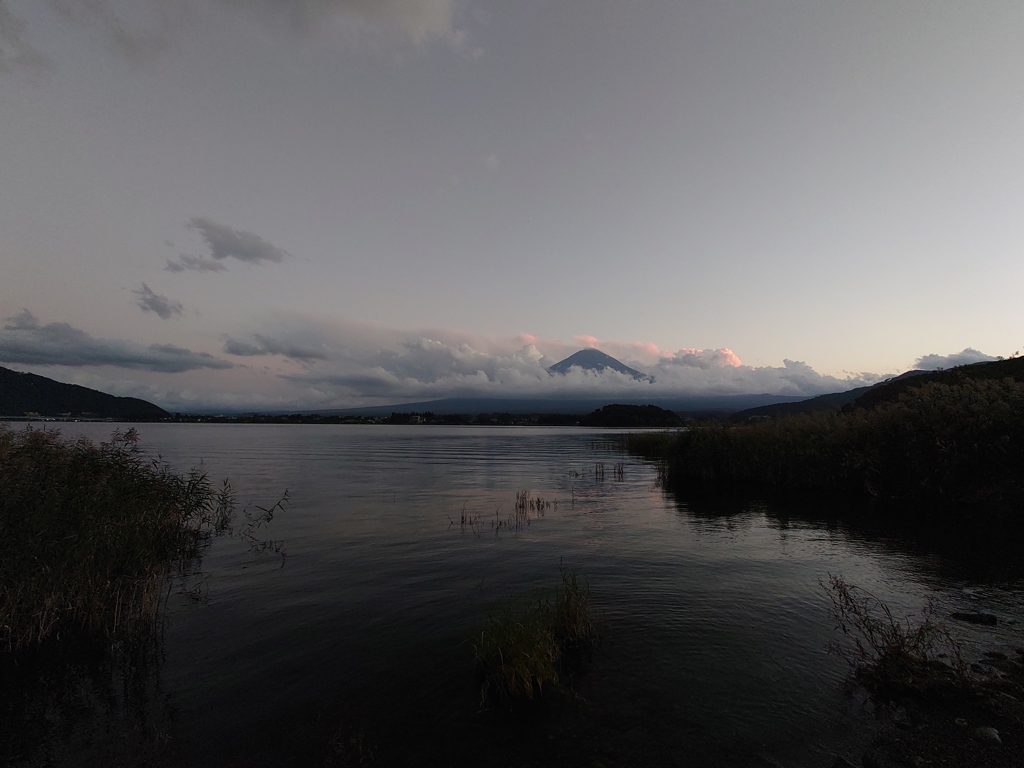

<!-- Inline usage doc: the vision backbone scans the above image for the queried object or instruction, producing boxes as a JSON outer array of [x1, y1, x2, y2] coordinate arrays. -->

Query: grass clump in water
[[0, 425, 232, 652], [473, 568, 596, 707]]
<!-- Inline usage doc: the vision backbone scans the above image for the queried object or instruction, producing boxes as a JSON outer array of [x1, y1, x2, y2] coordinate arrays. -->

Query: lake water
[[6, 423, 1023, 767]]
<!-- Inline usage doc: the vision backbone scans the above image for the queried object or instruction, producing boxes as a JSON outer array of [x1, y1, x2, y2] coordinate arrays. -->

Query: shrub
[[0, 426, 232, 651], [822, 574, 965, 694]]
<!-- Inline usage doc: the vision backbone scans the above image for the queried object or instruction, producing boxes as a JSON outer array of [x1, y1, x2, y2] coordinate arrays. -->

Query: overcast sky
[[1, 1, 1021, 411]]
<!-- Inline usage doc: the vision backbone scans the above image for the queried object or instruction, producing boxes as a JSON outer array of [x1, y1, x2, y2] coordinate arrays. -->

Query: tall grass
[[473, 568, 596, 707], [627, 378, 1024, 519], [0, 426, 232, 651]]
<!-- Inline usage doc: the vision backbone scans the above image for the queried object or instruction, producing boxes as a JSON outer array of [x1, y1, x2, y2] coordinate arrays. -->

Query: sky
[[1, 0, 1021, 412]]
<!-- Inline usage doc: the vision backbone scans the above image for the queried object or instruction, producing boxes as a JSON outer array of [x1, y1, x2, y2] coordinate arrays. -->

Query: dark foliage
[[628, 376, 1024, 524], [579, 404, 682, 428]]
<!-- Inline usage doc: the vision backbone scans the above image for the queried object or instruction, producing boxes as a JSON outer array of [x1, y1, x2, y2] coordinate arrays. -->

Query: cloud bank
[[0, 310, 232, 372], [914, 348, 997, 370], [217, 314, 893, 406]]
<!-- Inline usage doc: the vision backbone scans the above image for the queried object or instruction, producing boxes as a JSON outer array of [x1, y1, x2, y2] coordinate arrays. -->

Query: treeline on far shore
[[628, 373, 1024, 525], [170, 411, 581, 426], [168, 403, 685, 427]]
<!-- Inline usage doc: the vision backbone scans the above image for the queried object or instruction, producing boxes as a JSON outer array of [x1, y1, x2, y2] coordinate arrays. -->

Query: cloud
[[0, 310, 232, 372], [223, 333, 327, 361], [189, 217, 290, 265], [914, 348, 996, 370], [165, 253, 228, 273], [134, 283, 183, 319], [224, 313, 889, 406], [0, 0, 467, 73]]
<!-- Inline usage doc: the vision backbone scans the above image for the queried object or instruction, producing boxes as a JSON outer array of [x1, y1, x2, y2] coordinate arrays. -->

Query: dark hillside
[[848, 357, 1024, 412], [0, 366, 168, 420], [730, 386, 873, 421]]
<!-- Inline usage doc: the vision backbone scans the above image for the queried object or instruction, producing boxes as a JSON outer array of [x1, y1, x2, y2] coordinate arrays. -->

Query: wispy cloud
[[165, 253, 228, 273], [0, 310, 232, 372], [914, 348, 996, 370], [134, 283, 183, 319], [189, 217, 290, 266], [223, 333, 327, 361]]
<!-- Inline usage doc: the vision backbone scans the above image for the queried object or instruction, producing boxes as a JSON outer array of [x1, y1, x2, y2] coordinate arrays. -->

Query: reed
[[473, 567, 596, 707], [0, 426, 232, 651], [626, 377, 1024, 519]]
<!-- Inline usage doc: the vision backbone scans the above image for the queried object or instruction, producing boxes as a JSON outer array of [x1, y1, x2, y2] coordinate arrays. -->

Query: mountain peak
[[547, 349, 651, 381]]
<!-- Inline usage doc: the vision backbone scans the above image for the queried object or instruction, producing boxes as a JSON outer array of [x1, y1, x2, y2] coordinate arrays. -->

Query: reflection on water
[[3, 424, 1021, 767]]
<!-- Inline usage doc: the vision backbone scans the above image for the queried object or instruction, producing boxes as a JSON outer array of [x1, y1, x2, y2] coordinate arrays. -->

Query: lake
[[6, 423, 1023, 767]]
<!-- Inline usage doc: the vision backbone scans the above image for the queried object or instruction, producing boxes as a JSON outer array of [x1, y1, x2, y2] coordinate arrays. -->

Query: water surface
[[10, 423, 1023, 767]]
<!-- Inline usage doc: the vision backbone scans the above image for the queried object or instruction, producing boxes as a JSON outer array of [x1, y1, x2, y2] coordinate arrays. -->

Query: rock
[[892, 706, 911, 729], [862, 750, 889, 768], [951, 612, 998, 626], [983, 651, 1008, 661], [972, 726, 1001, 744], [954, 717, 968, 727], [829, 757, 857, 768]]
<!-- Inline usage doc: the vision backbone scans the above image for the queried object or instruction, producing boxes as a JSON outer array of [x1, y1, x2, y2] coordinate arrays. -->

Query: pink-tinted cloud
[[664, 347, 743, 368]]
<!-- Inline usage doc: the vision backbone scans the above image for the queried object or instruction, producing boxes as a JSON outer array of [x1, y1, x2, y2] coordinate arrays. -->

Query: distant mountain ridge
[[547, 349, 651, 381], [0, 366, 169, 420], [288, 393, 806, 418], [730, 358, 1024, 421]]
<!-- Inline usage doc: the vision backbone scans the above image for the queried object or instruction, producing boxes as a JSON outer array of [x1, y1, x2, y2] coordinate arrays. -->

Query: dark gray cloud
[[914, 348, 996, 370], [0, 310, 232, 372], [134, 283, 183, 319], [190, 217, 290, 265], [223, 334, 327, 361], [165, 253, 228, 273]]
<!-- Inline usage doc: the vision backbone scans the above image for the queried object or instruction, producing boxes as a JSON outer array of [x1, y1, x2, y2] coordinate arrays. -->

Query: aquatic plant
[[822, 574, 966, 694], [551, 567, 595, 669], [492, 491, 551, 534], [473, 567, 596, 707], [0, 426, 233, 651]]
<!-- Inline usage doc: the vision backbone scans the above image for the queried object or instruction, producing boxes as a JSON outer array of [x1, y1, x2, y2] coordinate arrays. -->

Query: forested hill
[[731, 357, 1024, 421], [847, 356, 1024, 412], [0, 366, 169, 420]]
